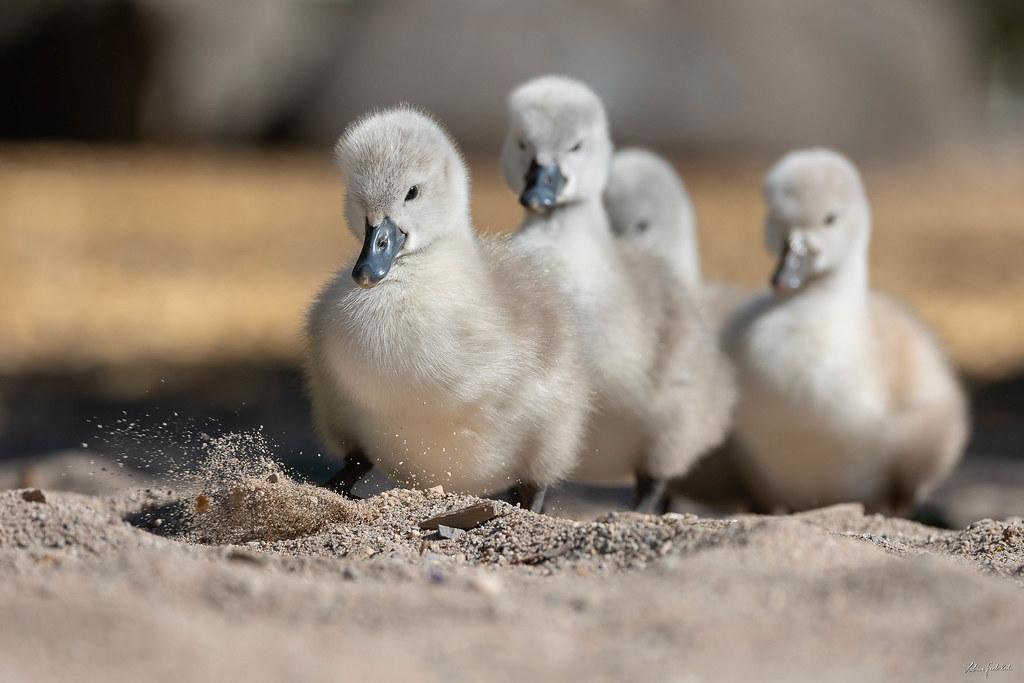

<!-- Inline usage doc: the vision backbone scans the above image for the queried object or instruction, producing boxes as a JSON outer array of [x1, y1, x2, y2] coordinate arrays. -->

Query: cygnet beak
[[771, 236, 815, 294], [519, 160, 565, 213], [352, 217, 406, 288]]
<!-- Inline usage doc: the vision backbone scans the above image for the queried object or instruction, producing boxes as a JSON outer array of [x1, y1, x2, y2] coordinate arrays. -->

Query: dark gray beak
[[771, 238, 814, 294], [352, 217, 406, 288], [519, 160, 564, 213]]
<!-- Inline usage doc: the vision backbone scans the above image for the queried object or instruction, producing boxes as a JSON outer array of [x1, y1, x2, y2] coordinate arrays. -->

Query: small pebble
[[226, 548, 268, 565], [438, 525, 465, 540], [21, 489, 46, 504], [469, 573, 503, 597]]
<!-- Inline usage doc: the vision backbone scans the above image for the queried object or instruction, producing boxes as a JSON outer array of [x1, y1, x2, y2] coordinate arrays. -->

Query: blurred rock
[[303, 0, 982, 154], [930, 456, 1024, 529], [1, 0, 985, 153], [137, 0, 342, 141], [0, 0, 153, 139]]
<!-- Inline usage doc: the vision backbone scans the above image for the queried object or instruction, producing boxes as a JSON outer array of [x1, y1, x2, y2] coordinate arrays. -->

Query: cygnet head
[[763, 148, 870, 295], [605, 148, 694, 246], [335, 107, 470, 288], [501, 75, 613, 213]]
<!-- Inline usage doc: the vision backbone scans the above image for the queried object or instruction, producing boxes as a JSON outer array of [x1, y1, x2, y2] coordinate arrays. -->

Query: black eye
[[405, 185, 419, 202], [636, 219, 650, 233], [824, 212, 837, 226], [570, 140, 583, 152], [517, 140, 526, 151]]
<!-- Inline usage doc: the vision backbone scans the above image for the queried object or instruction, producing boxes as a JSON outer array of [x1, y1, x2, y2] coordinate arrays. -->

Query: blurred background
[[1, 0, 1022, 524]]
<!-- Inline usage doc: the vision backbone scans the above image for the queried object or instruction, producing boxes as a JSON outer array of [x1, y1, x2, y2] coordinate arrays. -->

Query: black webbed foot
[[322, 449, 373, 498]]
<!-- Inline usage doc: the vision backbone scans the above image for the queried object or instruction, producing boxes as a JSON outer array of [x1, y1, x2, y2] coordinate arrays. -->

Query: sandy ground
[[1, 146, 1022, 681], [1, 453, 1022, 683]]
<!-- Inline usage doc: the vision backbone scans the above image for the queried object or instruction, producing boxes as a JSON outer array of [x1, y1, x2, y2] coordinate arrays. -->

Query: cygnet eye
[[824, 212, 838, 226], [569, 139, 583, 152], [405, 185, 419, 202], [635, 219, 650, 233], [517, 140, 526, 151]]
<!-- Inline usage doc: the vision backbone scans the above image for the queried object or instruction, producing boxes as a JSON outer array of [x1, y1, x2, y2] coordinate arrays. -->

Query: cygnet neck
[[801, 224, 871, 309], [528, 194, 611, 239]]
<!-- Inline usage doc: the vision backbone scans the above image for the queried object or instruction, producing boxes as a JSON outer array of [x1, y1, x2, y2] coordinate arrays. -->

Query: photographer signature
[[966, 662, 1014, 678]]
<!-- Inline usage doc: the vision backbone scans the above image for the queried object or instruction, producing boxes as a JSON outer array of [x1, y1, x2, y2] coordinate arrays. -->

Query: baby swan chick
[[305, 107, 591, 512], [503, 76, 736, 512], [604, 149, 752, 510], [603, 147, 751, 333], [725, 148, 968, 515], [604, 148, 701, 290]]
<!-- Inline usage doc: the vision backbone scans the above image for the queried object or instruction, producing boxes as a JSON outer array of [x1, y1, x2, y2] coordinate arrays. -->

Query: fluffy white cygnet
[[502, 76, 736, 512], [305, 107, 592, 512], [604, 147, 702, 290], [603, 146, 754, 332], [603, 147, 755, 510], [724, 148, 969, 514]]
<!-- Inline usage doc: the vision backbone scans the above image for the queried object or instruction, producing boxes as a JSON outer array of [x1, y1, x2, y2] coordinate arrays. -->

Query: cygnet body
[[502, 76, 735, 511], [604, 148, 752, 510], [305, 107, 591, 511], [725, 148, 968, 514]]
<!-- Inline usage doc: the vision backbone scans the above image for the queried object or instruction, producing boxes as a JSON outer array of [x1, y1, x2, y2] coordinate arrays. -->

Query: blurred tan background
[[0, 1, 1022, 499]]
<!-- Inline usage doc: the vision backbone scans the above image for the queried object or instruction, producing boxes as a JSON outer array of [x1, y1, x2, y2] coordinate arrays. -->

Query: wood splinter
[[418, 501, 499, 532]]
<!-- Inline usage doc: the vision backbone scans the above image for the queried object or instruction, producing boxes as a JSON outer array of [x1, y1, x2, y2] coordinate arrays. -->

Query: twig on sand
[[418, 501, 500, 532]]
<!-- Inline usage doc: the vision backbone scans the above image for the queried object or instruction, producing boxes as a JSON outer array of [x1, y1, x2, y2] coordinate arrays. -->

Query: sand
[[1, 146, 1021, 680], [1, 466, 1022, 682]]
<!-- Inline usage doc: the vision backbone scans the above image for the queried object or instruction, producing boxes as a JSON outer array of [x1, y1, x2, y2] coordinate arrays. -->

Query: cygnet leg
[[883, 476, 917, 519], [634, 472, 669, 514], [513, 482, 547, 514], [323, 449, 373, 498]]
